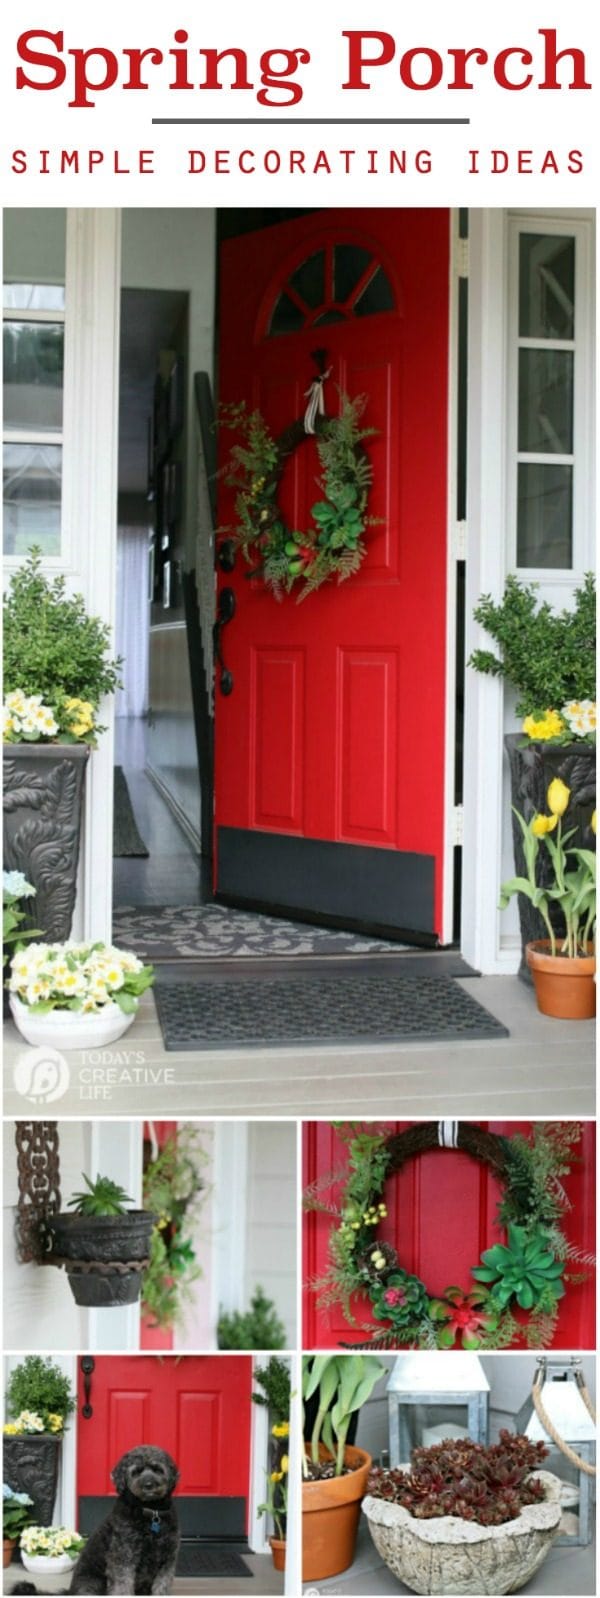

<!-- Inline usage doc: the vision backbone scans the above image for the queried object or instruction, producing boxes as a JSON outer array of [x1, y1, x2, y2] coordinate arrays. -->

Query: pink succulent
[[383, 1287, 406, 1308]]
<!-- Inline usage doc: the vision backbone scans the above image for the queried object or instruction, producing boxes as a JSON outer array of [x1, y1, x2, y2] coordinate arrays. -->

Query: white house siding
[[3, 1121, 91, 1351], [244, 1120, 297, 1348]]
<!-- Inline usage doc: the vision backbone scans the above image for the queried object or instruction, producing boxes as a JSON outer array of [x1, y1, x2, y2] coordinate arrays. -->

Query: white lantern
[[516, 1357, 596, 1547], [386, 1353, 489, 1466]]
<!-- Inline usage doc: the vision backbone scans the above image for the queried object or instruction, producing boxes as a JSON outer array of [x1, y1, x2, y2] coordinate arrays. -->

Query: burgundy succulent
[[367, 1432, 549, 1527]]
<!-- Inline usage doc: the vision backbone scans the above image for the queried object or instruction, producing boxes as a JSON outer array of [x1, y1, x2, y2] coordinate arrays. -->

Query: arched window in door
[[268, 243, 396, 336]]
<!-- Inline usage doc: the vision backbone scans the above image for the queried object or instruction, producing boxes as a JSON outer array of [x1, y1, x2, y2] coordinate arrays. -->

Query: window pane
[[3, 283, 65, 312], [3, 443, 62, 557], [518, 349, 573, 454], [3, 209, 66, 309], [517, 461, 572, 569], [3, 321, 64, 432], [289, 250, 325, 309], [354, 264, 396, 317], [269, 292, 305, 336], [334, 244, 373, 303], [519, 233, 575, 339]]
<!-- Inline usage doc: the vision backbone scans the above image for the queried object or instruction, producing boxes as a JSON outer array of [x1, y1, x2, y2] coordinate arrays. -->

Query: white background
[[0, 0, 597, 206]]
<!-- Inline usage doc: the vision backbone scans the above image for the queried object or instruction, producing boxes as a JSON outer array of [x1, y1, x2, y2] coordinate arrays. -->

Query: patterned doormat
[[153, 964, 508, 1050], [113, 901, 411, 960], [177, 1543, 252, 1577]]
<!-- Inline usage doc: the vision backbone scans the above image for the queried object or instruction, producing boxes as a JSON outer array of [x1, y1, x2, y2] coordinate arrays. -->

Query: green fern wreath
[[219, 393, 379, 601], [303, 1122, 592, 1351]]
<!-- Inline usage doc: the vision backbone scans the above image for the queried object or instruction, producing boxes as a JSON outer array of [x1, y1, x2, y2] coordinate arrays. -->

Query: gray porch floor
[[3, 969, 594, 1118], [3, 1550, 283, 1596], [303, 1517, 596, 1596]]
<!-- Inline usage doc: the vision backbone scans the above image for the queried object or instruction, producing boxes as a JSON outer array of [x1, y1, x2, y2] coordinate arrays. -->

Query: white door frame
[[462, 208, 595, 974]]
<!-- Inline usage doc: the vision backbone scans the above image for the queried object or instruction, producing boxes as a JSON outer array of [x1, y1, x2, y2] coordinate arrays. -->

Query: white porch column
[[462, 210, 512, 974], [61, 209, 121, 943], [210, 1121, 249, 1327], [87, 1120, 142, 1350]]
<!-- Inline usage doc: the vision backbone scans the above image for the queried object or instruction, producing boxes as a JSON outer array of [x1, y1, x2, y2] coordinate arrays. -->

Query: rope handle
[[531, 1369, 596, 1477]]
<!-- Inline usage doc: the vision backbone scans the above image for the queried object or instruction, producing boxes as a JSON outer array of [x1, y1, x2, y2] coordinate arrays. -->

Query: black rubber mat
[[177, 1543, 252, 1577], [153, 966, 508, 1050]]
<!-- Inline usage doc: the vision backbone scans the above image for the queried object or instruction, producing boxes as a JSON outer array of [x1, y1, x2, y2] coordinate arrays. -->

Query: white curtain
[[115, 525, 150, 718]]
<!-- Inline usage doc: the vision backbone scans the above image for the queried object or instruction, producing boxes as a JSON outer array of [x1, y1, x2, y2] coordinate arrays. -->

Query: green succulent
[[472, 1223, 566, 1311], [68, 1174, 134, 1217], [370, 1269, 430, 1328]]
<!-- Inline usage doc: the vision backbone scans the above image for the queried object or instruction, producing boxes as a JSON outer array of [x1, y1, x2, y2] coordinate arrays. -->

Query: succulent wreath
[[303, 1121, 593, 1351], [218, 361, 379, 601]]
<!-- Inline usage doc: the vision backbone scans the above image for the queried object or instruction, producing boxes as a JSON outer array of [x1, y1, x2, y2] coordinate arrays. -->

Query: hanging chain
[[15, 1121, 61, 1263]]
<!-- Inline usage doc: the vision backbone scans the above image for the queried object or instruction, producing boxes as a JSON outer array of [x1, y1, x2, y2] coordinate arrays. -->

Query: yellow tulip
[[270, 1470, 283, 1483], [547, 778, 570, 817], [592, 811, 597, 835], [281, 1456, 289, 1473], [531, 814, 558, 836]]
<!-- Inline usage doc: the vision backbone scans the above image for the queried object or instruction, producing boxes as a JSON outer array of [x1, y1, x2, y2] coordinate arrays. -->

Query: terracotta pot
[[302, 1444, 372, 1582], [3, 1538, 16, 1569], [269, 1536, 286, 1571], [526, 940, 596, 1020]]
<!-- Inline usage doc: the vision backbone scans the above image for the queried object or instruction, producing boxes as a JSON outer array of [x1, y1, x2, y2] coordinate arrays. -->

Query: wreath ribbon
[[303, 368, 332, 435]]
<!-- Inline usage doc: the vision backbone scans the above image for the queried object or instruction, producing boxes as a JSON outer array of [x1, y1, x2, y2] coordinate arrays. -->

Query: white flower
[[5, 690, 27, 712], [3, 870, 36, 898], [561, 699, 597, 737], [3, 707, 14, 736]]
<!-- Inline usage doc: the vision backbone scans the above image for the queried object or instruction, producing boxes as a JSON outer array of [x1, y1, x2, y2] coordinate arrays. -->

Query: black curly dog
[[13, 1445, 180, 1596]]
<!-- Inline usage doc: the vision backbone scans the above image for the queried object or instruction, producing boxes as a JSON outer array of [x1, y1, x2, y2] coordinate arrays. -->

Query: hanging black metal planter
[[44, 1211, 157, 1307]]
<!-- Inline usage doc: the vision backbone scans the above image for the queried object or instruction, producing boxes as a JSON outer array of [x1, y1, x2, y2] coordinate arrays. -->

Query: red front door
[[76, 1356, 252, 1537], [216, 209, 450, 942], [302, 1122, 596, 1349]]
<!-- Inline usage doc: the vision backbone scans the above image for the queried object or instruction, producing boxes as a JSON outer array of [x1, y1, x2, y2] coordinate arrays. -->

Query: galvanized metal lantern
[[386, 1353, 489, 1466], [516, 1357, 596, 1548]]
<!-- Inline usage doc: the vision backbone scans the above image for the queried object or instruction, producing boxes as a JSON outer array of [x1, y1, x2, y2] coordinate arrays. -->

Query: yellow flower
[[531, 814, 558, 836], [522, 709, 564, 741], [270, 1470, 283, 1483], [547, 778, 570, 817], [280, 1455, 289, 1473], [592, 811, 597, 835], [272, 1422, 290, 1438]]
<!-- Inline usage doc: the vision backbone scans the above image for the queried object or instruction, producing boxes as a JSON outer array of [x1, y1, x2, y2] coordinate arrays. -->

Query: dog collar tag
[[150, 1513, 162, 1534]]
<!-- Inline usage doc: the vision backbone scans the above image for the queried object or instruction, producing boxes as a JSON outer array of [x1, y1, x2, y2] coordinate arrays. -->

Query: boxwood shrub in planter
[[3, 1358, 75, 1525], [363, 1434, 562, 1595], [3, 550, 121, 941], [469, 575, 596, 978], [45, 1174, 157, 1307]]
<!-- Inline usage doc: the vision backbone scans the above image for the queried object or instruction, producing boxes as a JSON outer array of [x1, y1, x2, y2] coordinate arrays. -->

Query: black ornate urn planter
[[3, 744, 90, 942], [46, 1210, 157, 1307], [3, 1434, 62, 1525], [505, 733, 596, 981]]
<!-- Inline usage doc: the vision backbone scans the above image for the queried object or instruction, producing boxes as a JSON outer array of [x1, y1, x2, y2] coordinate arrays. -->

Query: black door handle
[[81, 1356, 95, 1418], [213, 587, 236, 696]]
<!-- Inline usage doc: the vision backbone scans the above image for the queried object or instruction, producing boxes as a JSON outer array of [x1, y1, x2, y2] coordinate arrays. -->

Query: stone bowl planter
[[46, 1210, 157, 1306], [10, 995, 137, 1051], [362, 1470, 562, 1595]]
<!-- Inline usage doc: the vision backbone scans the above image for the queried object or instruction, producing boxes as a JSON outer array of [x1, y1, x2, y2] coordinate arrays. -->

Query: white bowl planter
[[362, 1470, 562, 1596], [10, 995, 136, 1051], [22, 1551, 78, 1575]]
